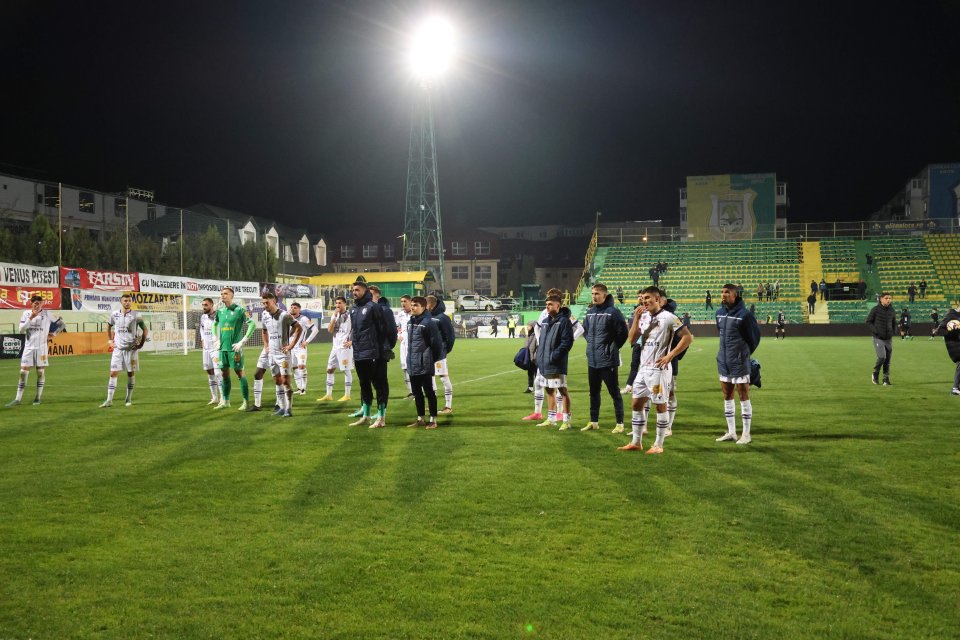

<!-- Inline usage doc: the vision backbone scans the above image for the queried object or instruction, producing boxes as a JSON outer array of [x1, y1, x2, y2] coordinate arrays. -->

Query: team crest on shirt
[[341, 359, 348, 366], [362, 308, 367, 315]]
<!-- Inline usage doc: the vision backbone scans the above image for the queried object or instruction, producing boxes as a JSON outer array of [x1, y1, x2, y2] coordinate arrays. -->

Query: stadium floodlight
[[407, 16, 456, 81]]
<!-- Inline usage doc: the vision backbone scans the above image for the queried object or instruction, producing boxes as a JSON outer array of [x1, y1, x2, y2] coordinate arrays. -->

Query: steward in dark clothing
[[866, 294, 897, 384]]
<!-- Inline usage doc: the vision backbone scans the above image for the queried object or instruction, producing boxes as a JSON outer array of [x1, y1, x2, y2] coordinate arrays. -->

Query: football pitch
[[1, 335, 958, 639]]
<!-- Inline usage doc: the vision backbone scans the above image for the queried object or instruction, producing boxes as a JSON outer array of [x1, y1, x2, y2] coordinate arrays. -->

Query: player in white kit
[[6, 294, 64, 407], [100, 293, 149, 408], [287, 302, 318, 395], [396, 295, 414, 398], [260, 292, 301, 417], [198, 297, 223, 405], [317, 296, 354, 402], [618, 286, 693, 454]]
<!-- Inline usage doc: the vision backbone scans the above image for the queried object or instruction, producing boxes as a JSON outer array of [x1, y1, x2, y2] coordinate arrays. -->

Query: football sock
[[361, 402, 370, 418], [547, 409, 556, 423], [740, 400, 752, 438], [239, 377, 249, 401], [106, 377, 117, 403], [326, 372, 335, 396], [276, 385, 287, 411], [293, 368, 302, 391], [15, 370, 28, 402], [534, 385, 544, 414], [724, 399, 736, 434], [214, 369, 223, 398], [254, 378, 263, 407], [35, 370, 45, 400], [300, 369, 308, 392], [667, 394, 677, 428], [285, 384, 292, 410], [343, 370, 353, 395], [654, 412, 669, 447], [125, 376, 135, 403], [442, 375, 453, 409], [207, 373, 219, 400], [631, 409, 646, 445], [404, 370, 412, 393], [223, 376, 232, 401]]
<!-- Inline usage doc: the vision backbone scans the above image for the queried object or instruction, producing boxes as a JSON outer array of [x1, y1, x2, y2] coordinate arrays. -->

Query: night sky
[[2, 1, 958, 234]]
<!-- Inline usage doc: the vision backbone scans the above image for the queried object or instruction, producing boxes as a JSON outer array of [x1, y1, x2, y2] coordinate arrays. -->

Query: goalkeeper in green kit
[[214, 286, 256, 410]]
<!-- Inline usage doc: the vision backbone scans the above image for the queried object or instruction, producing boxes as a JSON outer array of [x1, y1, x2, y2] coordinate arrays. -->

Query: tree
[[194, 226, 227, 279], [30, 214, 60, 265], [0, 225, 16, 262], [62, 228, 100, 268], [129, 228, 161, 273], [99, 227, 127, 271]]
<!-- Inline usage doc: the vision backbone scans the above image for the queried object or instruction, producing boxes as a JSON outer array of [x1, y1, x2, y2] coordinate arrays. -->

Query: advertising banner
[[46, 332, 112, 357], [0, 262, 60, 287], [138, 273, 260, 297], [685, 173, 776, 240], [60, 267, 139, 292], [70, 289, 182, 313], [0, 286, 62, 309], [142, 329, 187, 353], [1, 334, 25, 360]]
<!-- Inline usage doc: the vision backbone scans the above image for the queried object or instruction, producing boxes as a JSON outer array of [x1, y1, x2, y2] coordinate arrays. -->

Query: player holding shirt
[[6, 294, 64, 407], [261, 292, 302, 417], [317, 296, 354, 402], [214, 287, 255, 410], [619, 286, 693, 454], [288, 302, 318, 395], [198, 297, 223, 405], [100, 293, 148, 408]]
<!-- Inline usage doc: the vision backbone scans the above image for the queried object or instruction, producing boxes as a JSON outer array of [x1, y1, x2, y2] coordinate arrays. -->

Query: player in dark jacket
[[405, 296, 445, 427], [715, 284, 761, 445], [348, 281, 387, 426], [866, 293, 897, 385], [367, 285, 398, 428], [581, 284, 628, 432], [935, 304, 960, 395], [536, 295, 575, 429], [427, 295, 456, 415]]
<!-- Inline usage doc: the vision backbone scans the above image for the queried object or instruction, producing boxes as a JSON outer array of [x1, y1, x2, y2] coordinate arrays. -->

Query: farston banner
[[137, 273, 260, 297], [0, 262, 60, 287], [61, 267, 139, 292]]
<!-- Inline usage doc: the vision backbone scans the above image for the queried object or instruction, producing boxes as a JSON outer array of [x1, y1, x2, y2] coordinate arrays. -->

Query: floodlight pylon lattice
[[402, 86, 445, 292]]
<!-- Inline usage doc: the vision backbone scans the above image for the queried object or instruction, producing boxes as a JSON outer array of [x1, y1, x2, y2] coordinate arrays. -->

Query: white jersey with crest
[[199, 312, 218, 350], [330, 311, 352, 349], [20, 309, 54, 352], [261, 309, 293, 354], [637, 309, 681, 369], [291, 314, 314, 347], [109, 309, 142, 350]]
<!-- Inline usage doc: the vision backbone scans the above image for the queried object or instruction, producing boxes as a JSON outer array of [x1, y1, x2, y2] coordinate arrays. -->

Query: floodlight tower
[[403, 16, 455, 292]]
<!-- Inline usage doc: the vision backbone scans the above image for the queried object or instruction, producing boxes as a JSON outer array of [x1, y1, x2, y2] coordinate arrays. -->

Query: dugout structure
[[307, 271, 437, 306]]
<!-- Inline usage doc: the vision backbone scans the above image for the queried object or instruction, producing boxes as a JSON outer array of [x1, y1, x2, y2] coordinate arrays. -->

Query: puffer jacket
[[582, 293, 628, 368], [939, 308, 960, 362], [865, 303, 897, 340], [538, 307, 575, 376], [430, 298, 456, 355], [406, 311, 444, 375], [716, 297, 761, 377], [378, 297, 399, 351], [349, 290, 383, 361]]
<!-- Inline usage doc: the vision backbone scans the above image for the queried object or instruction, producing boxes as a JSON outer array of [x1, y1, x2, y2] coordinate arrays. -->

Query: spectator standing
[[616, 285, 625, 305], [650, 267, 660, 287], [807, 292, 817, 316], [865, 254, 874, 273], [810, 280, 818, 296], [908, 283, 917, 303], [919, 280, 927, 299], [705, 290, 713, 310], [756, 283, 764, 302], [819, 278, 827, 301], [866, 293, 897, 385], [930, 308, 940, 340]]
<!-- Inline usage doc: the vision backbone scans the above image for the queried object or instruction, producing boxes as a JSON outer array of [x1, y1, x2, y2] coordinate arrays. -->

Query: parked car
[[498, 297, 520, 310], [456, 294, 503, 311]]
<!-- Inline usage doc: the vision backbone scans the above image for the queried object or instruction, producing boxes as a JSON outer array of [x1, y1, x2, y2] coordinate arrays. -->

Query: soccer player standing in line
[[347, 281, 389, 427], [287, 302, 317, 395], [580, 283, 628, 433], [397, 295, 414, 399], [536, 294, 575, 430], [715, 284, 761, 445], [198, 297, 223, 405], [522, 288, 563, 422], [405, 296, 445, 428], [100, 293, 148, 408], [620, 287, 692, 453], [7, 294, 63, 407], [214, 287, 256, 410], [866, 293, 897, 386], [368, 285, 398, 426], [260, 292, 302, 417], [317, 296, 353, 402], [426, 294, 456, 415]]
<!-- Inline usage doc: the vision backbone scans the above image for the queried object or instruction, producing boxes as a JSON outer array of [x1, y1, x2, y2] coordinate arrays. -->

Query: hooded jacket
[[865, 302, 897, 340], [582, 293, 628, 369], [377, 297, 399, 352], [538, 307, 574, 376], [349, 289, 383, 361], [716, 296, 761, 377], [430, 298, 456, 355], [406, 311, 444, 375], [938, 308, 960, 363]]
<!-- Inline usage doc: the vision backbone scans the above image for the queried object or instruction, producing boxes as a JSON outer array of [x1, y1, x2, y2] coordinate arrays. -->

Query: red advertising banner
[[0, 286, 62, 309], [60, 267, 139, 292]]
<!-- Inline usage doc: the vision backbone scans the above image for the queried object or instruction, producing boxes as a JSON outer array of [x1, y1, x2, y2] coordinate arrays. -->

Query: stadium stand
[[925, 235, 960, 302]]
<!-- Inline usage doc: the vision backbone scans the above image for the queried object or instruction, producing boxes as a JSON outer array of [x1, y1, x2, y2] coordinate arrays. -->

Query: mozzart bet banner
[[137, 273, 260, 297], [70, 289, 181, 313], [60, 267, 139, 292]]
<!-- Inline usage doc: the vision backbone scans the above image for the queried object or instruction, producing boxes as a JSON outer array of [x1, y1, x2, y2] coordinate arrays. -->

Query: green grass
[[1, 335, 958, 639]]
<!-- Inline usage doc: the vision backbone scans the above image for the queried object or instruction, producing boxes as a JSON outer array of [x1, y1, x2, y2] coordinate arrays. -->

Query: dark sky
[[3, 1, 958, 234]]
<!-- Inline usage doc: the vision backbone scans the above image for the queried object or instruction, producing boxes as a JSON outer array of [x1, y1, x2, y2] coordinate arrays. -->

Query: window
[[451, 265, 468, 279], [776, 183, 786, 197], [429, 243, 439, 257], [451, 241, 467, 256], [474, 265, 491, 279], [43, 184, 59, 208], [147, 204, 156, 221], [114, 198, 126, 218], [679, 187, 687, 199], [383, 244, 395, 258], [79, 192, 95, 214], [474, 241, 490, 255], [363, 244, 378, 258], [340, 245, 355, 259]]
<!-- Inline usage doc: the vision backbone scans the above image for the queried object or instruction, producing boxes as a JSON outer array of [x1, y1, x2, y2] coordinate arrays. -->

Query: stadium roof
[[307, 271, 435, 286]]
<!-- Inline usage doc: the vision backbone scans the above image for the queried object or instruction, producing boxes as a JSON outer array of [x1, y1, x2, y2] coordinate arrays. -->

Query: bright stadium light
[[408, 15, 456, 81]]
